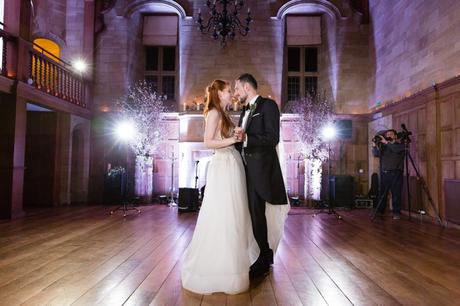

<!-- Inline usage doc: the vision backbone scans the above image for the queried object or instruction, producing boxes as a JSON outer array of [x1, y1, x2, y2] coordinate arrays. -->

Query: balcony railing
[[1, 21, 12, 77], [0, 23, 88, 108], [29, 44, 86, 107]]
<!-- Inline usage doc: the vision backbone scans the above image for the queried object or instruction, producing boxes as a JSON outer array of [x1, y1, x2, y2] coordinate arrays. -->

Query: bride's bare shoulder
[[207, 108, 220, 116], [205, 109, 221, 121]]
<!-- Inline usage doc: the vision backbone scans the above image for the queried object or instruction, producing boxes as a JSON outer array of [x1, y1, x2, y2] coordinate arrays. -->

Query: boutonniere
[[249, 103, 257, 112]]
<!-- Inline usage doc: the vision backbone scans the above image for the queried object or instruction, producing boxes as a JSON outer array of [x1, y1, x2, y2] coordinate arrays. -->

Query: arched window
[[33, 38, 61, 62], [277, 1, 346, 103], [286, 15, 321, 102], [123, 0, 186, 109], [143, 15, 178, 103]]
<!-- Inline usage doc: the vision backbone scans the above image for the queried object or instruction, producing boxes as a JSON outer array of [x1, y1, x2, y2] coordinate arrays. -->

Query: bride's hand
[[233, 127, 245, 142], [233, 132, 242, 143]]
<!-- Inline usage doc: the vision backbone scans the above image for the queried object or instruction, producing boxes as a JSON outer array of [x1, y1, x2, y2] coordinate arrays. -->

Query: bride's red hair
[[204, 80, 234, 138]]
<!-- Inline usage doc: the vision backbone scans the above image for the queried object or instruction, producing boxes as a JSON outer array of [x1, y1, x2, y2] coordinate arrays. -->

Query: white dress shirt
[[241, 95, 259, 148]]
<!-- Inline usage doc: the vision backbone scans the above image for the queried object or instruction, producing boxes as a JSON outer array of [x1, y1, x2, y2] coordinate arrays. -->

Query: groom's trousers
[[247, 180, 270, 256]]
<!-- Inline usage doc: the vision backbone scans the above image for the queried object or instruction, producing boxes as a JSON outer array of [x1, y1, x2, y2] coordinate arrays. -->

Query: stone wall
[[31, 0, 87, 75], [33, 0, 66, 42], [62, 0, 85, 60], [92, 0, 371, 113], [319, 7, 372, 114], [93, 5, 133, 111], [369, 0, 460, 108]]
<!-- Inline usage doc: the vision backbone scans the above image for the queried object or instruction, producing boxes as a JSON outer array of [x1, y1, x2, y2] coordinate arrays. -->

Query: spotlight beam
[[73, 59, 87, 73], [115, 121, 136, 142], [321, 124, 337, 141]]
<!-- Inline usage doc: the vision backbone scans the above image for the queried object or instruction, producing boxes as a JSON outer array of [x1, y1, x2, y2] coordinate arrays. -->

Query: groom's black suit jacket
[[236, 96, 288, 205]]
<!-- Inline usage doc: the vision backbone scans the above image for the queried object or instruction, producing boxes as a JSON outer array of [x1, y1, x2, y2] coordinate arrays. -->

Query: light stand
[[169, 150, 178, 207], [297, 154, 302, 198], [313, 124, 342, 219], [110, 144, 141, 217], [314, 142, 342, 219], [290, 154, 302, 206], [194, 160, 200, 189]]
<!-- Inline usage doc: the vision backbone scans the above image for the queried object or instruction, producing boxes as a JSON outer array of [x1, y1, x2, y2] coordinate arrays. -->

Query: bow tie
[[244, 104, 251, 111]]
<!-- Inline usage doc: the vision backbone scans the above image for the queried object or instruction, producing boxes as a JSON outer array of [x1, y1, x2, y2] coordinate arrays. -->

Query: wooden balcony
[[29, 45, 86, 108], [0, 25, 90, 115]]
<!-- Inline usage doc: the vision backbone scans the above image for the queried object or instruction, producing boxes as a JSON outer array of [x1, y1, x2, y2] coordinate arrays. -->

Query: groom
[[233, 73, 288, 278]]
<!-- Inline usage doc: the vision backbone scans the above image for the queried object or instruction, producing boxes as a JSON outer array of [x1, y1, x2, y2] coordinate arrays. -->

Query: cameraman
[[372, 129, 405, 219]]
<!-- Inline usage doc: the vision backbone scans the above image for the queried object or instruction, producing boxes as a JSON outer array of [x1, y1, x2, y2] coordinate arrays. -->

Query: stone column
[[53, 112, 71, 206], [0, 94, 27, 218], [69, 116, 91, 204]]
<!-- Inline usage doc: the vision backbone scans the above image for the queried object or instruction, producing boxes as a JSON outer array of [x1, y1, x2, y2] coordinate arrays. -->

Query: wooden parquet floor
[[1, 205, 460, 306]]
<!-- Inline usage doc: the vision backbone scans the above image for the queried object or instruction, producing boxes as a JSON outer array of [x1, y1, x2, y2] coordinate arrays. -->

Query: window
[[144, 46, 177, 101], [286, 46, 318, 102], [33, 38, 61, 61]]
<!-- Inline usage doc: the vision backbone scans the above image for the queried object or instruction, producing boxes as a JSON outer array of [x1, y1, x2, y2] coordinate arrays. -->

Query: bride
[[181, 79, 288, 295]]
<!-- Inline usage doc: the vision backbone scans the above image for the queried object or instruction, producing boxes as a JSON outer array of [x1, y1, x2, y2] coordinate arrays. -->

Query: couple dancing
[[181, 74, 290, 295]]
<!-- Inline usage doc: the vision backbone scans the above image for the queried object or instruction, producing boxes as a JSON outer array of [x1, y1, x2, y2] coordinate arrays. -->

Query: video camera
[[372, 130, 390, 146], [397, 124, 412, 143], [372, 124, 412, 146]]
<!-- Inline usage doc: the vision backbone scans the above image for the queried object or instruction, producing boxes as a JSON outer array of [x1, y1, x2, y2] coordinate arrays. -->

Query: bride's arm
[[204, 109, 236, 149]]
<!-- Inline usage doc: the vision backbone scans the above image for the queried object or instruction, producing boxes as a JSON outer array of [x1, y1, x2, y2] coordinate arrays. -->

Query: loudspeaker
[[178, 188, 199, 212], [329, 175, 354, 208], [103, 168, 127, 205]]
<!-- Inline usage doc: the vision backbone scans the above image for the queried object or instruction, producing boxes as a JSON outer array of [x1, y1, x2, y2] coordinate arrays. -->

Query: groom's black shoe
[[250, 249, 274, 272], [249, 262, 270, 279]]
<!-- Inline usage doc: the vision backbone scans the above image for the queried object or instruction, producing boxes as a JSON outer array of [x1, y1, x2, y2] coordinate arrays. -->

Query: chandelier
[[196, 0, 252, 47]]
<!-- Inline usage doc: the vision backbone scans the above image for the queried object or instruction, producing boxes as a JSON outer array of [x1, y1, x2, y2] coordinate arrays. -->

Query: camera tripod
[[371, 125, 443, 226]]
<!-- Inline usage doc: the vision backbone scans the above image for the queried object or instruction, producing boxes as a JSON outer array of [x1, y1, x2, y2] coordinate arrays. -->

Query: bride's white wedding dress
[[181, 145, 289, 295]]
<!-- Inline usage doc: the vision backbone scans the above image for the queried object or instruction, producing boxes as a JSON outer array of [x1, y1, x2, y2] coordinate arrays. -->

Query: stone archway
[[275, 0, 346, 20], [122, 0, 189, 19]]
